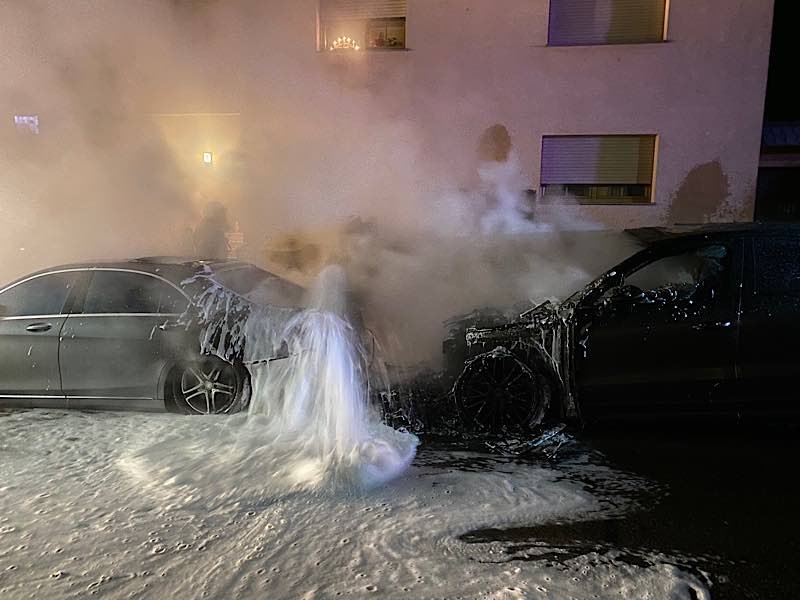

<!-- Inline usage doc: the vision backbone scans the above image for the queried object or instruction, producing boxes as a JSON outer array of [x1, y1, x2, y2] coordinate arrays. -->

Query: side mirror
[[595, 284, 645, 317], [615, 284, 645, 301], [601, 284, 642, 303]]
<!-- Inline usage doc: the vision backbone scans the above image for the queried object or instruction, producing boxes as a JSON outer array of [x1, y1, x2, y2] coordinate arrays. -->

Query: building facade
[[2, 0, 776, 249], [283, 0, 774, 229], [755, 0, 800, 222]]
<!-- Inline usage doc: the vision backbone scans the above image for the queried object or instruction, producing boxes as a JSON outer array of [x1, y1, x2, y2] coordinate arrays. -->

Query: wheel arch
[[452, 344, 566, 430], [523, 341, 568, 420]]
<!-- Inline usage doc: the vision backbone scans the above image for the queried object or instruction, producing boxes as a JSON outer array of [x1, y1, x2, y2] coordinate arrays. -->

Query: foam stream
[[125, 265, 417, 500]]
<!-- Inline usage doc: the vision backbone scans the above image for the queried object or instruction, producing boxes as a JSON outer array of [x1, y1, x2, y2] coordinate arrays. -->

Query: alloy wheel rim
[[179, 362, 237, 414], [458, 355, 538, 432]]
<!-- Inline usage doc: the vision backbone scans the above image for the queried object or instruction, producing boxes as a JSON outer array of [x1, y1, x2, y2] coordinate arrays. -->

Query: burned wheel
[[172, 358, 247, 415], [454, 351, 550, 433]]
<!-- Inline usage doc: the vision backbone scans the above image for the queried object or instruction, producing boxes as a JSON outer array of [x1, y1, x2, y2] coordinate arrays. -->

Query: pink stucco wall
[[406, 1, 769, 226], [241, 0, 774, 229], [1, 0, 775, 235]]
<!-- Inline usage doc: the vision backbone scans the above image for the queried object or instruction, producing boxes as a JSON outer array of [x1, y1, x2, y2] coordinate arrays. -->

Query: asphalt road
[[458, 421, 800, 599]]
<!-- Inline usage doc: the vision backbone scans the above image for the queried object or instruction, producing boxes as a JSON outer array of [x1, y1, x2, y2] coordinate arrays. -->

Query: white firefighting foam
[[0, 410, 709, 599], [244, 272, 417, 490], [122, 265, 417, 500]]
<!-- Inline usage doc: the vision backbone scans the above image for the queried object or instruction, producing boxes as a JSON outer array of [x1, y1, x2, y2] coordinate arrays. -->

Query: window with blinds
[[548, 0, 667, 46], [540, 135, 657, 204], [319, 0, 406, 51]]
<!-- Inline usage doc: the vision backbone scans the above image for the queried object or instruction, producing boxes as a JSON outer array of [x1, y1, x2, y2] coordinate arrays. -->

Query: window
[[754, 238, 800, 295], [83, 271, 188, 314], [548, 0, 667, 46], [319, 0, 406, 51], [14, 115, 39, 135], [541, 135, 656, 204], [624, 245, 729, 298], [0, 272, 78, 317]]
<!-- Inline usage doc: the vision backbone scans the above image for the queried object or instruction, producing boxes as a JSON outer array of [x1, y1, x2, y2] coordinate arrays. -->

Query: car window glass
[[83, 271, 188, 314], [754, 238, 800, 295], [0, 272, 79, 317], [624, 245, 729, 296]]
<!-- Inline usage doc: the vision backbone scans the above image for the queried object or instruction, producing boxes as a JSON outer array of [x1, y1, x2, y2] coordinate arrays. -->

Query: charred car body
[[447, 224, 800, 432]]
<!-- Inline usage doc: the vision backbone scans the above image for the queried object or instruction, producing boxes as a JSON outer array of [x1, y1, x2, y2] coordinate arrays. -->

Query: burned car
[[448, 224, 800, 432], [0, 257, 304, 414]]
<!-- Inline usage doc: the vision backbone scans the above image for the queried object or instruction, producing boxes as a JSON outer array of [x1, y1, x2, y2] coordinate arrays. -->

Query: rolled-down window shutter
[[549, 0, 666, 46], [321, 0, 407, 21], [541, 135, 655, 185]]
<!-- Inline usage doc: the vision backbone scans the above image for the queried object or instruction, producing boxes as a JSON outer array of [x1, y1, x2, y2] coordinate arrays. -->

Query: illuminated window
[[548, 0, 667, 46], [14, 115, 39, 134], [319, 0, 406, 51], [541, 135, 657, 204]]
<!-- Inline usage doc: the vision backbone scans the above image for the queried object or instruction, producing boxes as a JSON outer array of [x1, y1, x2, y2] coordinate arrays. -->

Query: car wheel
[[454, 351, 551, 433], [171, 357, 248, 415]]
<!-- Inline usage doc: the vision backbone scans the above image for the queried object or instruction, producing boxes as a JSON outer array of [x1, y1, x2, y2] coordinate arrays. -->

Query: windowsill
[[319, 47, 410, 54], [543, 39, 670, 48], [576, 201, 656, 206], [539, 198, 656, 206]]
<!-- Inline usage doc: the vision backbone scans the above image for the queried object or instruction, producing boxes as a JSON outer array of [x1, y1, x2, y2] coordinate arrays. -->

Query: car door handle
[[692, 321, 733, 331], [26, 322, 52, 333]]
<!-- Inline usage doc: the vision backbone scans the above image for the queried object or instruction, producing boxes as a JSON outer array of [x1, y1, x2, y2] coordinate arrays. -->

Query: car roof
[[14, 257, 281, 288], [625, 222, 800, 246], [606, 222, 800, 277]]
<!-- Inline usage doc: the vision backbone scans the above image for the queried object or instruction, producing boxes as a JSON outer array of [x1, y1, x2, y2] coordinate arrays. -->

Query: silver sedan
[[0, 257, 304, 414]]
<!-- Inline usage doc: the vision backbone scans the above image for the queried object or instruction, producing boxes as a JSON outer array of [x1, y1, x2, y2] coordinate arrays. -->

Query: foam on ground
[[0, 410, 709, 599]]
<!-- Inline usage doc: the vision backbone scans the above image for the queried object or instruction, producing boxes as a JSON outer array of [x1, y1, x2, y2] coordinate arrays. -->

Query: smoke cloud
[[1, 1, 637, 366]]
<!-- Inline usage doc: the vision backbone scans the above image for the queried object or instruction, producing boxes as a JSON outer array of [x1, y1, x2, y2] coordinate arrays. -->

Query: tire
[[454, 350, 552, 434], [170, 357, 249, 415]]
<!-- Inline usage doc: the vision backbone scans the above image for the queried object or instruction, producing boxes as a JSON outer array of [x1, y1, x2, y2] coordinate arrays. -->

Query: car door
[[737, 235, 800, 412], [0, 270, 83, 407], [577, 240, 741, 417], [59, 269, 189, 410]]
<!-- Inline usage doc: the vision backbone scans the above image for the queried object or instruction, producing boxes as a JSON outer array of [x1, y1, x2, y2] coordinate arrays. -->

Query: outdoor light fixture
[[203, 151, 213, 165]]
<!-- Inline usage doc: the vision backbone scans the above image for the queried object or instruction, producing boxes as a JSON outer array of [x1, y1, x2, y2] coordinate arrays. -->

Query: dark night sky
[[764, 0, 798, 122]]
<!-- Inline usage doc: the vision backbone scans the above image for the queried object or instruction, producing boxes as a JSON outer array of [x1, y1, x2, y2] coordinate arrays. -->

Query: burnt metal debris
[[440, 237, 734, 435], [445, 281, 602, 435]]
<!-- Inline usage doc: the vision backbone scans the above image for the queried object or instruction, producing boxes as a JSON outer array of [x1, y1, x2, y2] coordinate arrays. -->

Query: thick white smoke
[[0, 0, 638, 366]]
